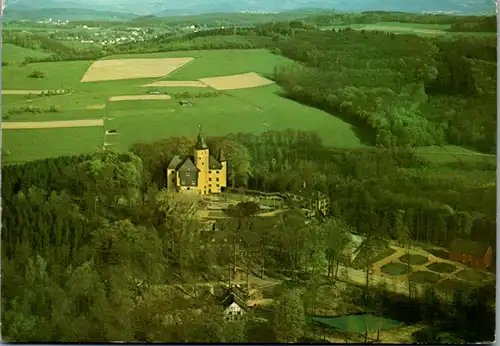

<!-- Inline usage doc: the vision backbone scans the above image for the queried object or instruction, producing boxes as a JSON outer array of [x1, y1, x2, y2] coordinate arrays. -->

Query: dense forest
[[274, 30, 497, 153], [2, 131, 495, 342]]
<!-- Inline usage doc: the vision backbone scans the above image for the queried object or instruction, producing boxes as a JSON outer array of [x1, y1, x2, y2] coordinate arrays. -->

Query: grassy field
[[412, 145, 497, 165], [2, 60, 94, 89], [321, 22, 494, 38], [3, 49, 364, 162], [3, 127, 105, 163], [2, 43, 52, 64], [104, 83, 363, 151], [3, 48, 495, 163], [103, 49, 294, 79]]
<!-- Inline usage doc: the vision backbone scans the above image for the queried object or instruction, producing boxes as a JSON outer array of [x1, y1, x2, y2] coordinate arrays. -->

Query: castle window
[[186, 172, 190, 177], [216, 177, 219, 182], [209, 178, 212, 181], [216, 171, 220, 174], [192, 181, 196, 186], [181, 180, 186, 185], [216, 184, 220, 188], [209, 184, 212, 187], [209, 170, 212, 174]]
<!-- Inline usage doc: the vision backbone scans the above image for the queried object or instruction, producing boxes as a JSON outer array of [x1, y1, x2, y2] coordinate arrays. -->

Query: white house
[[221, 291, 248, 321]]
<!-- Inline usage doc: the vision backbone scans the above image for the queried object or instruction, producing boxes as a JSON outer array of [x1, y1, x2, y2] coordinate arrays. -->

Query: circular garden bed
[[409, 270, 441, 284], [399, 254, 429, 266], [381, 262, 410, 276], [426, 262, 457, 274]]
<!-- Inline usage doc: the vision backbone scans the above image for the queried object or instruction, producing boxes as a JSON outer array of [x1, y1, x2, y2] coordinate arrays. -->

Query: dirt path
[[141, 81, 208, 88], [2, 89, 66, 95], [2, 119, 104, 129], [108, 95, 171, 101]]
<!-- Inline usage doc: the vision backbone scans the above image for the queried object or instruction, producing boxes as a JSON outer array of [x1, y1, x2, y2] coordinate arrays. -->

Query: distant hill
[[5, 0, 496, 18], [153, 0, 496, 16], [3, 8, 139, 21]]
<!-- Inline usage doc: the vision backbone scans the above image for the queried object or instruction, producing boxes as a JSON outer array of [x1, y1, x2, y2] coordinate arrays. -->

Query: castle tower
[[219, 148, 228, 188], [194, 125, 209, 195]]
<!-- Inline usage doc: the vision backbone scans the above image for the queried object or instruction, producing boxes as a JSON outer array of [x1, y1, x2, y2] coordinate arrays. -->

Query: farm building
[[167, 126, 228, 195], [221, 286, 248, 321], [449, 239, 492, 269]]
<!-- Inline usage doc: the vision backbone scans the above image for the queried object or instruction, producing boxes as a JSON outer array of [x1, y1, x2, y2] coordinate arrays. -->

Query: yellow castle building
[[167, 127, 227, 195]]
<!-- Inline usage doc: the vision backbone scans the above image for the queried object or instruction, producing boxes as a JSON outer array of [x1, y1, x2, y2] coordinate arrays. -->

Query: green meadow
[[2, 60, 94, 89], [0, 48, 373, 162], [2, 43, 52, 64], [3, 127, 105, 163], [413, 145, 497, 165], [104, 83, 363, 152], [104, 49, 295, 79]]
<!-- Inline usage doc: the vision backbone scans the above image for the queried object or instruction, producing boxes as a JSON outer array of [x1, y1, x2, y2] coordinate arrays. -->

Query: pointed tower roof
[[195, 125, 208, 150], [219, 148, 227, 162]]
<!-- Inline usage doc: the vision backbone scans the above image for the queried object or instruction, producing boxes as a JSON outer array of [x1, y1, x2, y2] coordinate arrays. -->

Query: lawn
[[426, 262, 457, 274], [409, 270, 441, 284], [3, 127, 105, 163], [2, 43, 52, 64], [398, 254, 429, 266], [380, 262, 409, 276]]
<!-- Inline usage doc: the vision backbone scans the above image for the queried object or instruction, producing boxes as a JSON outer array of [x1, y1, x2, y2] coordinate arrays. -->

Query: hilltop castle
[[167, 127, 227, 195]]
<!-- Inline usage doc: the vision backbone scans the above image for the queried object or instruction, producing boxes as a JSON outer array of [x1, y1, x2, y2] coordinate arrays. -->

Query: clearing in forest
[[199, 72, 274, 91], [80, 58, 194, 82], [413, 29, 446, 35], [142, 80, 208, 88], [360, 24, 414, 32], [2, 119, 104, 129], [108, 95, 171, 102]]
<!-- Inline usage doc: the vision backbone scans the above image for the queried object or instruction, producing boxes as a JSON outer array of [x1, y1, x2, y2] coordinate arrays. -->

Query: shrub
[[28, 70, 47, 78], [48, 105, 62, 113]]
